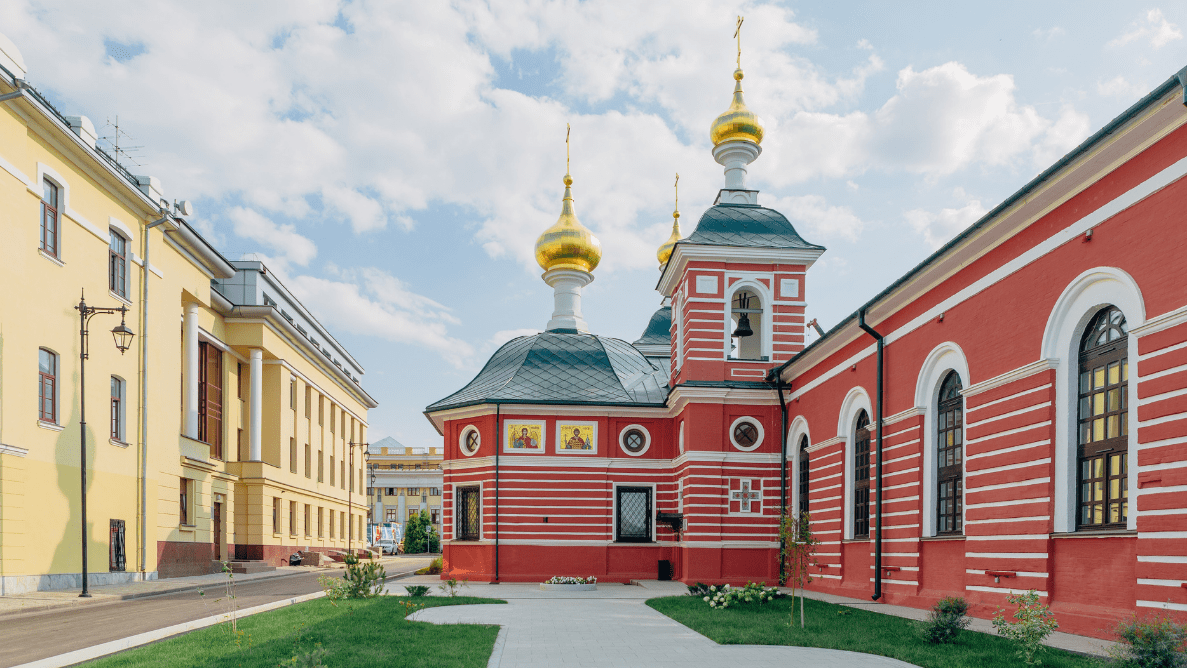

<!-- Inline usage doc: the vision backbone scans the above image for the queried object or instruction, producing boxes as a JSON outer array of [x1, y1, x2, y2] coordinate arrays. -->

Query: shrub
[[317, 575, 349, 605], [687, 582, 710, 597], [279, 645, 329, 668], [1108, 613, 1187, 668], [416, 557, 444, 575], [404, 585, 431, 597], [438, 578, 468, 597], [403, 510, 441, 554], [544, 576, 596, 585], [920, 597, 971, 644], [339, 554, 386, 599], [991, 590, 1059, 665], [703, 582, 782, 610]]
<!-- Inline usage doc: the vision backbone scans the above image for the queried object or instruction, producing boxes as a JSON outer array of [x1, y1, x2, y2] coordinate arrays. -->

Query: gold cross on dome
[[566, 123, 571, 174], [674, 173, 679, 210], [734, 15, 744, 68]]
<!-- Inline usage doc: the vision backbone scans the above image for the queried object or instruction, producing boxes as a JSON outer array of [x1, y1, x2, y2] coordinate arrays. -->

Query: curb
[[486, 626, 508, 668], [11, 565, 424, 668]]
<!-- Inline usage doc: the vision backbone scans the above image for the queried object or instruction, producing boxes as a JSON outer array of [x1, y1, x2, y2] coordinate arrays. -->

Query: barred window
[[936, 371, 964, 534], [616, 486, 652, 543], [1077, 306, 1129, 529], [853, 410, 871, 539], [797, 435, 810, 516], [456, 486, 481, 540]]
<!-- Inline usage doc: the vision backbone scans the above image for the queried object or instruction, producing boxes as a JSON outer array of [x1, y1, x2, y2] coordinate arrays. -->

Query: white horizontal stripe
[[968, 458, 1051, 478], [966, 534, 1048, 541], [1140, 484, 1187, 494], [1138, 555, 1187, 563], [967, 477, 1050, 493], [966, 552, 1049, 559], [1138, 601, 1187, 612], [1137, 434, 1187, 449], [1138, 578, 1187, 587], [966, 384, 1053, 415], [966, 439, 1050, 461], [883, 453, 920, 466], [1137, 460, 1187, 473], [966, 515, 1051, 525], [1138, 339, 1187, 362], [1139, 362, 1187, 384], [967, 421, 1051, 446], [883, 467, 920, 479], [883, 481, 918, 492], [1138, 531, 1187, 539], [966, 569, 1049, 578], [1137, 508, 1187, 516], [1138, 386, 1187, 407], [811, 495, 842, 504], [966, 585, 1048, 596], [883, 495, 920, 504], [1138, 411, 1187, 428], [816, 573, 842, 580], [967, 402, 1052, 429], [966, 496, 1050, 510]]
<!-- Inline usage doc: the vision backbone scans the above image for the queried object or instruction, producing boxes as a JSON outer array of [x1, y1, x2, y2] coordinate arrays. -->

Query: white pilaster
[[183, 303, 200, 439], [249, 348, 263, 461], [543, 268, 593, 333]]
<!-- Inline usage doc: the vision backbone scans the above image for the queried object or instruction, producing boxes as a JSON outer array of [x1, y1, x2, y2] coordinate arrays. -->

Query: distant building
[[367, 437, 443, 534]]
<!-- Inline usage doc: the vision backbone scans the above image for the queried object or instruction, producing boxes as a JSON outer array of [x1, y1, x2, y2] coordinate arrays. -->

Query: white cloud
[[286, 268, 475, 368], [1096, 75, 1147, 99], [227, 206, 318, 267], [1108, 9, 1182, 48], [1032, 26, 1065, 41], [765, 194, 865, 241], [904, 200, 988, 250]]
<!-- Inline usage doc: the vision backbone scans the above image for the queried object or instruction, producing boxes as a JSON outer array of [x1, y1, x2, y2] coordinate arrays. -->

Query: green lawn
[[647, 595, 1098, 668], [83, 596, 504, 668]]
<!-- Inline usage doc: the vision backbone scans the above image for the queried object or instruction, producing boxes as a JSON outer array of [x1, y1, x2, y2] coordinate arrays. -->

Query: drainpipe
[[775, 377, 789, 585], [493, 404, 501, 583], [858, 309, 885, 602], [138, 210, 172, 575]]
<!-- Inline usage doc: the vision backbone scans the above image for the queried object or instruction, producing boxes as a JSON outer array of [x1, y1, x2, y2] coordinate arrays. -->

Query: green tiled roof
[[685, 203, 825, 250], [633, 306, 671, 347], [425, 332, 669, 412]]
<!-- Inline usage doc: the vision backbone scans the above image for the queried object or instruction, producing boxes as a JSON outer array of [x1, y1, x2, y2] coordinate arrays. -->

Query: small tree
[[403, 510, 440, 554], [992, 590, 1059, 665], [779, 508, 819, 628]]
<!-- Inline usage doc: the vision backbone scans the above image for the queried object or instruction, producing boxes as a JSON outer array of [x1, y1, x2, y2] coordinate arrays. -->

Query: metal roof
[[685, 203, 826, 250], [425, 332, 670, 412], [633, 306, 672, 347]]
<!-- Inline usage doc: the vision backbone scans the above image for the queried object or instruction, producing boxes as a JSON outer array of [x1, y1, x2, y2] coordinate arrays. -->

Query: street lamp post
[[347, 441, 369, 555], [74, 290, 135, 598]]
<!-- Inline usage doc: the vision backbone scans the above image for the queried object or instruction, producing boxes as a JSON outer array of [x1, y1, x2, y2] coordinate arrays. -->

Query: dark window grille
[[198, 342, 223, 459], [937, 371, 964, 534], [109, 519, 126, 572], [623, 428, 646, 453], [456, 486, 480, 540], [616, 486, 652, 543], [179, 479, 189, 526], [41, 179, 59, 256], [38, 348, 57, 423], [465, 429, 480, 454], [733, 421, 758, 448], [798, 435, 810, 516], [853, 411, 871, 539], [1077, 306, 1129, 529], [108, 230, 127, 298]]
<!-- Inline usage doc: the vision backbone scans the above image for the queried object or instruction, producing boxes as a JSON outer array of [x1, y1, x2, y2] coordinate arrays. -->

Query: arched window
[[936, 371, 963, 534], [797, 435, 810, 516], [729, 288, 765, 361], [853, 410, 871, 539], [1077, 306, 1128, 529]]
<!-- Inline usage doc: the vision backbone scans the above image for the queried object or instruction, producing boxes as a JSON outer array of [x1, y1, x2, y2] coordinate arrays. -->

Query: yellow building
[[366, 437, 442, 535], [0, 34, 376, 592]]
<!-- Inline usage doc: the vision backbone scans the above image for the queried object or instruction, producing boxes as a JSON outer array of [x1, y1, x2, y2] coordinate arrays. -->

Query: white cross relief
[[731, 480, 761, 513]]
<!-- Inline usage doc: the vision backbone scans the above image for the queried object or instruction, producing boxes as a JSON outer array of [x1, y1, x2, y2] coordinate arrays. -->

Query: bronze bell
[[732, 313, 754, 338]]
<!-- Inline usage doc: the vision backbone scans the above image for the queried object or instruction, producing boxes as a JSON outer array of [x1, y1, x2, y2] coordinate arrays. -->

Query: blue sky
[[3, 1, 1184, 448]]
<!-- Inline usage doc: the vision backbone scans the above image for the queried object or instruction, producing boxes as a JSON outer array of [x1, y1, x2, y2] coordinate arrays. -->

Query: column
[[183, 303, 200, 439], [249, 348, 263, 461]]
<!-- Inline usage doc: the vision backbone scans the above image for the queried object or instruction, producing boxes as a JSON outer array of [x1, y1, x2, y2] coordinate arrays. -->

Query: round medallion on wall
[[619, 424, 652, 457], [459, 425, 481, 457], [729, 416, 764, 452]]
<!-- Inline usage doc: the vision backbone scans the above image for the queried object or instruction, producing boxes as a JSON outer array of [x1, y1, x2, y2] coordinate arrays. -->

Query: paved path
[[405, 579, 917, 668], [0, 555, 431, 668]]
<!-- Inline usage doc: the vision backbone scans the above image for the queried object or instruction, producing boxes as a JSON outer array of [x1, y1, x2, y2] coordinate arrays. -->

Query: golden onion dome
[[657, 211, 681, 266], [535, 174, 602, 273], [709, 68, 764, 146]]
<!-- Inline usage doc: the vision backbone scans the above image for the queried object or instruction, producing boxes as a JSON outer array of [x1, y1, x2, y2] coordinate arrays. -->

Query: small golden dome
[[709, 68, 764, 146], [535, 174, 602, 273], [657, 209, 681, 266]]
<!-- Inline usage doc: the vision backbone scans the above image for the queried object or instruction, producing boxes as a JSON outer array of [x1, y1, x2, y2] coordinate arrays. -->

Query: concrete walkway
[[404, 579, 918, 668]]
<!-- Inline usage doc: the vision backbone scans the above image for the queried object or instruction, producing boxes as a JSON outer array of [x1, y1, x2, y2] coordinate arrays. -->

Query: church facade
[[426, 46, 1187, 638]]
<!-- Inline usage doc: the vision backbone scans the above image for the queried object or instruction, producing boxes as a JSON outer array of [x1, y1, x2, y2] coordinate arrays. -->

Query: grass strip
[[647, 595, 1097, 668], [82, 596, 504, 668]]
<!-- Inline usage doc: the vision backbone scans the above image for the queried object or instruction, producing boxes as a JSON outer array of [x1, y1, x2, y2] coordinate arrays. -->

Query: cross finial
[[674, 173, 679, 210], [734, 15, 744, 68], [565, 123, 571, 175]]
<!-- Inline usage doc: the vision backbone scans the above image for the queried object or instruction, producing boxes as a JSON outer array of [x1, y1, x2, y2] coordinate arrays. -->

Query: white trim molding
[[915, 342, 971, 537], [728, 415, 765, 452]]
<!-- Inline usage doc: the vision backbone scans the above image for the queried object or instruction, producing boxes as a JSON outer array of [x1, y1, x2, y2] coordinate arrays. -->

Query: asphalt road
[[0, 556, 430, 667]]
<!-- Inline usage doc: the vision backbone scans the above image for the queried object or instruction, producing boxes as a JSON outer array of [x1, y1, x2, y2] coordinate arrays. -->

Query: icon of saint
[[566, 427, 589, 450], [513, 427, 536, 449]]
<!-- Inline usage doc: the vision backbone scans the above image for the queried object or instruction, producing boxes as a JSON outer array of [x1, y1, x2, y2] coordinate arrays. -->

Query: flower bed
[[701, 582, 781, 609], [539, 575, 597, 591]]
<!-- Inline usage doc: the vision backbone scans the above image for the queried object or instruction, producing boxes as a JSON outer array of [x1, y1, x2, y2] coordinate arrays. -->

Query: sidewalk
[[0, 559, 385, 617]]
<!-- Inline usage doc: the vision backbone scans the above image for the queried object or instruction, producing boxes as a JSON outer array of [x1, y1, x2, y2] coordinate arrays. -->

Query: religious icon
[[556, 421, 597, 453], [505, 422, 544, 453]]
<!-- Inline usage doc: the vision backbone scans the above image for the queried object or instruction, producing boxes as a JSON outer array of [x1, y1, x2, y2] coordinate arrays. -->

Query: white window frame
[[611, 482, 656, 543], [725, 279, 773, 362], [915, 342, 970, 537], [728, 416, 764, 452], [837, 386, 873, 540], [787, 415, 811, 517], [110, 375, 127, 443], [458, 424, 481, 457], [618, 424, 652, 457]]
